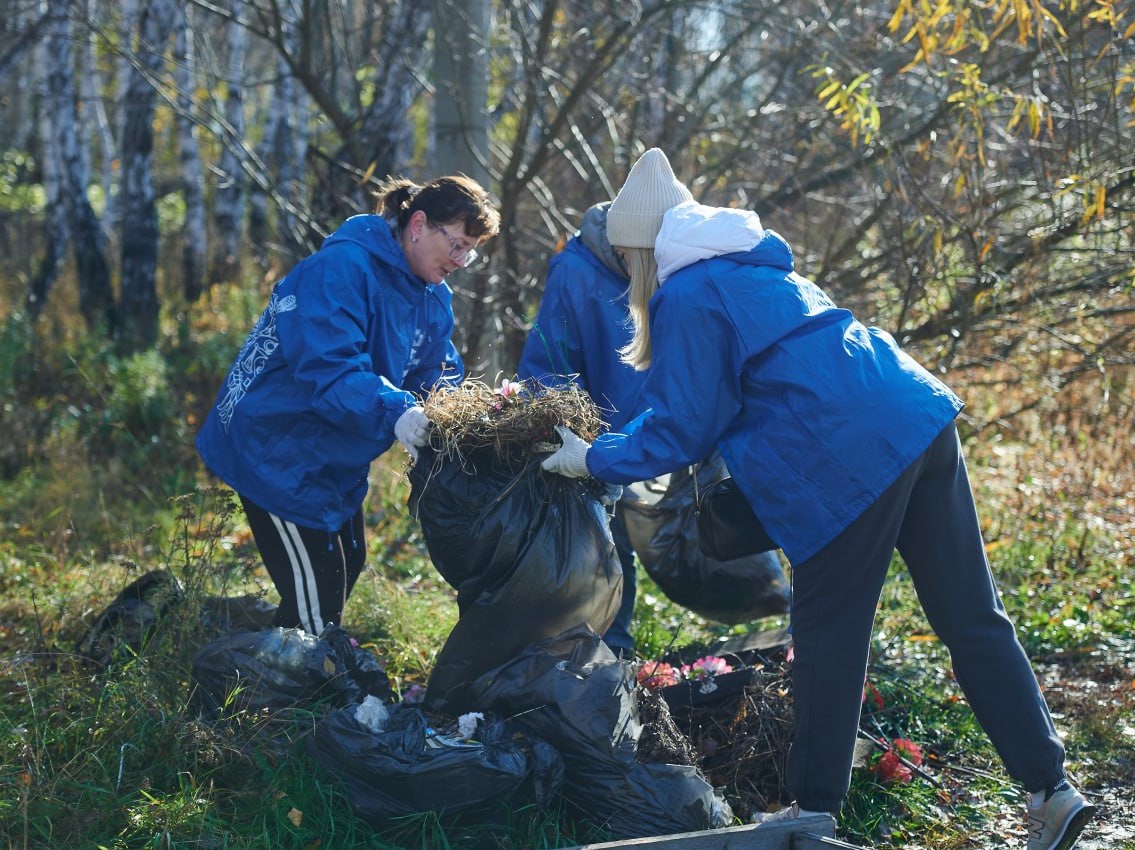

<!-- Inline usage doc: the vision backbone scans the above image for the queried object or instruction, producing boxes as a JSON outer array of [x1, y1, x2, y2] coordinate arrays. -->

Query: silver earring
[[412, 236, 418, 243]]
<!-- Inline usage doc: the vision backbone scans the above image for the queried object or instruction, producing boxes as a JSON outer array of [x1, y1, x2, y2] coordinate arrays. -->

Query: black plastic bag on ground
[[620, 453, 789, 624], [76, 570, 281, 668], [307, 700, 563, 827], [189, 624, 392, 718], [198, 593, 279, 634], [408, 446, 622, 714], [75, 569, 185, 666], [468, 625, 733, 839]]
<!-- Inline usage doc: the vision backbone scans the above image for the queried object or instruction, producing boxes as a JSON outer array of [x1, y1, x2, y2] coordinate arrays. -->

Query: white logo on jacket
[[403, 327, 426, 381], [216, 293, 291, 430]]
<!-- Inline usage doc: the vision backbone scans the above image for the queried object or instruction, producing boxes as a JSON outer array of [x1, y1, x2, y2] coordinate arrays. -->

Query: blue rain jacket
[[586, 202, 963, 564], [196, 214, 464, 531], [517, 204, 645, 429]]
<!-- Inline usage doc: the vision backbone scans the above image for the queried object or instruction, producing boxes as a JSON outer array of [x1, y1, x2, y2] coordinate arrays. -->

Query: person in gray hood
[[198, 174, 499, 635], [517, 202, 643, 653]]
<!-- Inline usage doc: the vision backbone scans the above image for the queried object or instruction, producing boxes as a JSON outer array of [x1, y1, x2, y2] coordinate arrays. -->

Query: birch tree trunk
[[29, 4, 67, 319], [79, 0, 116, 236], [118, 0, 177, 351], [248, 3, 309, 267], [338, 2, 429, 211], [288, 69, 310, 259], [103, 0, 138, 236], [32, 0, 114, 330], [210, 0, 246, 287], [432, 0, 490, 184], [432, 0, 492, 370], [272, 5, 308, 264], [173, 3, 206, 302], [372, 4, 428, 174]]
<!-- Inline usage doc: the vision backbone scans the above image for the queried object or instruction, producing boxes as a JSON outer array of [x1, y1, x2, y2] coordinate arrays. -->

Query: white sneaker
[[1026, 782, 1096, 850]]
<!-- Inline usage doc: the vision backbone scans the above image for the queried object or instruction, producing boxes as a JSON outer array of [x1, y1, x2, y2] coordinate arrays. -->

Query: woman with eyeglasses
[[197, 174, 499, 636]]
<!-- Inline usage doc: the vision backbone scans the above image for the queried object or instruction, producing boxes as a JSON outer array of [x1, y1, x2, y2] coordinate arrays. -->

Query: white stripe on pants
[[268, 513, 326, 634]]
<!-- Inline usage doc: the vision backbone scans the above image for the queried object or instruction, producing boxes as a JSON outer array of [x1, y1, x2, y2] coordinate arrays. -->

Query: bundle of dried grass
[[664, 658, 794, 820], [422, 377, 604, 470]]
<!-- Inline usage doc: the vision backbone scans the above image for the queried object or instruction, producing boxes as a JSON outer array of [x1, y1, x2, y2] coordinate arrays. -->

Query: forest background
[[0, 1, 1133, 848]]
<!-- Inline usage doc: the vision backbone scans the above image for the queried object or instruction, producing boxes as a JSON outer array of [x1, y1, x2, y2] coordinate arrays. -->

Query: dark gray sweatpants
[[787, 424, 1066, 812]]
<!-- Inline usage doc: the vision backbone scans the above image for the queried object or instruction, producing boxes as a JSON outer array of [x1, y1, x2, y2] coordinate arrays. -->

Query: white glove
[[540, 425, 592, 478], [394, 406, 431, 460]]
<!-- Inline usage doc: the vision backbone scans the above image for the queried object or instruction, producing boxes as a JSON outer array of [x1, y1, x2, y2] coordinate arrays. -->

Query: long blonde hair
[[617, 247, 661, 371]]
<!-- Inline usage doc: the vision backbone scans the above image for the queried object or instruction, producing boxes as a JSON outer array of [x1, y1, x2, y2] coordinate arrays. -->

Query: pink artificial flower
[[637, 661, 681, 690], [682, 655, 734, 680], [402, 683, 427, 704], [496, 379, 524, 399]]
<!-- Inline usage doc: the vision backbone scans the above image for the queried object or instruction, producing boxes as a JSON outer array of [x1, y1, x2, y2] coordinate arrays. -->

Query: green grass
[[4, 491, 1131, 850], [2, 320, 1135, 848]]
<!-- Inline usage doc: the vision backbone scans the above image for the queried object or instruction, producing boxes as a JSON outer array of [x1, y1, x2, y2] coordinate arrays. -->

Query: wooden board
[[711, 627, 792, 657], [558, 814, 844, 850]]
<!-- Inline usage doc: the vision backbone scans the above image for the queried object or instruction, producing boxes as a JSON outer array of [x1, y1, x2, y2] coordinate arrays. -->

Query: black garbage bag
[[189, 623, 392, 718], [468, 625, 733, 839], [307, 700, 563, 827], [620, 453, 789, 624], [75, 569, 185, 666], [408, 446, 622, 714], [76, 570, 285, 668], [198, 593, 279, 634]]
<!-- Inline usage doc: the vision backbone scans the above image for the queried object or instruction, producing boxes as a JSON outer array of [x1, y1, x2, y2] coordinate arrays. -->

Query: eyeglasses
[[429, 221, 479, 267]]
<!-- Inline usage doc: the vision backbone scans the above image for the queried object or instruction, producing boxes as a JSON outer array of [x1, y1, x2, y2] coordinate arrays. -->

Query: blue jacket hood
[[577, 202, 629, 279], [518, 217, 645, 431], [321, 214, 430, 287]]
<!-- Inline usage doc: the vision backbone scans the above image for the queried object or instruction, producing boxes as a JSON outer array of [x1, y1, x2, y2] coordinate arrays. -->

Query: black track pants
[[239, 495, 367, 635]]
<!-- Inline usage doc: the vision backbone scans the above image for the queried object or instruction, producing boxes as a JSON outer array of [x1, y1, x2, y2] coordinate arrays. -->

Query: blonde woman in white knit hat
[[541, 147, 1093, 850]]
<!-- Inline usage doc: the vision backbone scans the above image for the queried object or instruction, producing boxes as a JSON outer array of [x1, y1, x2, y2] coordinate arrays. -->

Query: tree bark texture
[[432, 0, 492, 370], [33, 0, 114, 330], [174, 3, 207, 302], [209, 0, 247, 287], [248, 10, 309, 267], [118, 0, 177, 351]]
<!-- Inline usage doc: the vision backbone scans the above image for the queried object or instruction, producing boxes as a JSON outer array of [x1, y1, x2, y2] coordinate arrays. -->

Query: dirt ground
[[1029, 652, 1135, 850], [638, 640, 1135, 848]]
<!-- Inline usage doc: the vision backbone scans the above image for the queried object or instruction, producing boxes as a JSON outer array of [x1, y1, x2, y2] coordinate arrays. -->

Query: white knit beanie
[[606, 148, 694, 249]]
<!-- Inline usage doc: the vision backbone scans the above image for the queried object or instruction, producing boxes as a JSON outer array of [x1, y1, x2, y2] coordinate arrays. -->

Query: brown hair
[[375, 174, 500, 239]]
